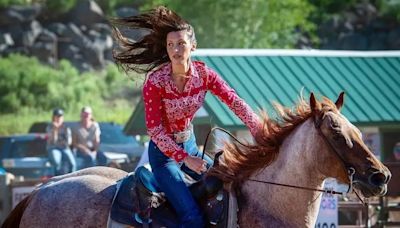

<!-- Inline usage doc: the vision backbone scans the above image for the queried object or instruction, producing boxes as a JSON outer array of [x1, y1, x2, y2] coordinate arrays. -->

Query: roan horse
[[2, 92, 391, 228]]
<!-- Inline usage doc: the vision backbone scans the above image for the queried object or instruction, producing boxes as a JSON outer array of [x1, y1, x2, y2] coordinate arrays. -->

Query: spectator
[[72, 106, 107, 169], [46, 108, 77, 175]]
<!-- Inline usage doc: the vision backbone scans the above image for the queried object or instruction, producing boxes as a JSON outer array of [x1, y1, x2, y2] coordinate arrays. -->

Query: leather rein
[[202, 122, 366, 205]]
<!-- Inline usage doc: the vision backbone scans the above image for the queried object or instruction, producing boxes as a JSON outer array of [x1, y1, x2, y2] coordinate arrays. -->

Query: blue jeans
[[48, 147, 77, 175], [76, 150, 107, 169], [148, 133, 212, 228]]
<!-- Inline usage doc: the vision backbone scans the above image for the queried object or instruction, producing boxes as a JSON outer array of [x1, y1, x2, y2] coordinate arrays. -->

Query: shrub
[[0, 54, 132, 114], [0, 0, 30, 8], [43, 0, 78, 14]]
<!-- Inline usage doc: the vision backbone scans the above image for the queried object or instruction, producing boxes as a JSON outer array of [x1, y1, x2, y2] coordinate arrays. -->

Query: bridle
[[313, 114, 365, 203], [202, 120, 366, 205]]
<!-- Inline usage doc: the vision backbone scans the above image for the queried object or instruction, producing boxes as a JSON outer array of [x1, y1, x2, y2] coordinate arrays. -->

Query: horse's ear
[[310, 92, 322, 127], [335, 92, 345, 110], [310, 92, 319, 113]]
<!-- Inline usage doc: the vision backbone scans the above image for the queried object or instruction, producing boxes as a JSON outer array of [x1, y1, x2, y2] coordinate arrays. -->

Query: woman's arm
[[206, 67, 261, 137], [46, 125, 56, 145], [66, 127, 72, 147]]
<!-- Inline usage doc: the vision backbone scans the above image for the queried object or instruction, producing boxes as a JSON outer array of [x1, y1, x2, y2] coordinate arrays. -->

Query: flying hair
[[111, 6, 196, 75]]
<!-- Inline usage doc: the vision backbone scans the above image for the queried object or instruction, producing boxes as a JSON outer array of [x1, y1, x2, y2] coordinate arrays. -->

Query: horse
[[2, 92, 391, 228]]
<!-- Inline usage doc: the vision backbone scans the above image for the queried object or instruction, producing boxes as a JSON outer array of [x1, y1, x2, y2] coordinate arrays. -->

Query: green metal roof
[[125, 49, 400, 135]]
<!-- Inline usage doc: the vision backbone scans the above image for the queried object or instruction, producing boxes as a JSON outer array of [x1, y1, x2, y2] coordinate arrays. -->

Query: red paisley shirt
[[143, 61, 260, 162]]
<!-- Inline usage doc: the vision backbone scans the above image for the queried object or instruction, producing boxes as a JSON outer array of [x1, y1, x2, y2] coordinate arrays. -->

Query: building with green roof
[[124, 49, 400, 161]]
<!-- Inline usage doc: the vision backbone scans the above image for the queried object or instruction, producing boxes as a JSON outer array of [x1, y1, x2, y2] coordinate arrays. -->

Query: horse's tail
[[1, 193, 33, 228]]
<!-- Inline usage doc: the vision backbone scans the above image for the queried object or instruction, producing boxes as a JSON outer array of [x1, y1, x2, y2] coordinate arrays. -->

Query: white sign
[[315, 179, 338, 228], [12, 186, 36, 208]]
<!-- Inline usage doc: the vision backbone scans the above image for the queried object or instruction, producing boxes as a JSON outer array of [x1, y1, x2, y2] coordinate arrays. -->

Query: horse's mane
[[208, 95, 338, 184]]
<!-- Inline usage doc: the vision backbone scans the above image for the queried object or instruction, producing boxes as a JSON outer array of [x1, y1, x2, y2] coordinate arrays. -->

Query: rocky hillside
[[0, 0, 399, 72], [0, 0, 143, 72]]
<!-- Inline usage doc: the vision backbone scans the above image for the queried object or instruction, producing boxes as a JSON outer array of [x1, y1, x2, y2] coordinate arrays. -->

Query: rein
[[202, 126, 366, 204]]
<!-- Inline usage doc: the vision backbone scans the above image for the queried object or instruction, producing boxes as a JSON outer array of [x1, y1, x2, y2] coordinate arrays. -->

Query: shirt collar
[[164, 61, 200, 78]]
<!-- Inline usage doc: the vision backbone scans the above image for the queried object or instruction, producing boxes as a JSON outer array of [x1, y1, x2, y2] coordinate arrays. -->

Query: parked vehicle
[[29, 121, 144, 169], [0, 134, 54, 181], [98, 122, 144, 160]]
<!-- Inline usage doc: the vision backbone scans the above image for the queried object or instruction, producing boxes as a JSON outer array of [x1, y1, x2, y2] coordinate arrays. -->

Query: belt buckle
[[174, 130, 190, 143]]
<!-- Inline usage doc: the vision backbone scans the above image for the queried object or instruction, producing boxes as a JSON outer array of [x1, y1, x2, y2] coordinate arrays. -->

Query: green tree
[[377, 0, 400, 21], [141, 0, 315, 48], [0, 0, 30, 8]]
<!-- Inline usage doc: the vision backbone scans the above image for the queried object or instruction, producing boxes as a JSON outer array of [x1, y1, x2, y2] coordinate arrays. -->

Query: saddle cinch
[[109, 153, 232, 228]]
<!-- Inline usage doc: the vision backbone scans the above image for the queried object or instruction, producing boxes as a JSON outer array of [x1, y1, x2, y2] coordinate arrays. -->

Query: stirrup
[[134, 213, 152, 224]]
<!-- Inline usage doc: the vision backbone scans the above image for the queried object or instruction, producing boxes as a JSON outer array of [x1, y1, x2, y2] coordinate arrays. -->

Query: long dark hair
[[111, 6, 196, 74]]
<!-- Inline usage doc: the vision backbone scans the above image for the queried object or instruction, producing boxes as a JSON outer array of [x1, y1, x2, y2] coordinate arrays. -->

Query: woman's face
[[166, 30, 196, 67], [53, 115, 63, 124], [81, 111, 92, 121]]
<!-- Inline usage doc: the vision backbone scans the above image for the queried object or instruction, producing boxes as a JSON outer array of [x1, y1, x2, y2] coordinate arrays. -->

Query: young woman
[[46, 108, 76, 175], [112, 6, 261, 227]]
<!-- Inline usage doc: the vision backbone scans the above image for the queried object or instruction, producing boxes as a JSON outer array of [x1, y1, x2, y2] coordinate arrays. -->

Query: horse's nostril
[[386, 172, 392, 183], [369, 172, 387, 186]]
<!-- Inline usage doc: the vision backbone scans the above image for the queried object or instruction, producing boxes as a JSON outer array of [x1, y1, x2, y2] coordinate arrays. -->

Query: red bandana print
[[143, 61, 260, 162]]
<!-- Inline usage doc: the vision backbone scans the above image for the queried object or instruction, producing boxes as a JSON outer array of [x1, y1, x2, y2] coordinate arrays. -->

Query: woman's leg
[[61, 148, 77, 173], [148, 140, 204, 228], [76, 150, 95, 169], [96, 150, 108, 166], [48, 148, 62, 175]]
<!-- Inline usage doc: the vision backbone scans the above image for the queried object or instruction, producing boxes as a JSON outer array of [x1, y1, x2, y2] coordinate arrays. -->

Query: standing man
[[46, 108, 77, 175], [72, 106, 107, 169]]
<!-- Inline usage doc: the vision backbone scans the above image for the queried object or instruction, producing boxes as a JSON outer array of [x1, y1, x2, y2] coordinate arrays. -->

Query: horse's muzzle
[[356, 168, 391, 197], [368, 169, 391, 187]]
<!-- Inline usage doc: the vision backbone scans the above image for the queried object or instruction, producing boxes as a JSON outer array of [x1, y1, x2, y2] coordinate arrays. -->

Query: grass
[[0, 99, 136, 136]]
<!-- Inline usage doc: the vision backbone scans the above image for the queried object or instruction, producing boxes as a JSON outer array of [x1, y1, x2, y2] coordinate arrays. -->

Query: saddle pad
[[110, 174, 139, 226], [136, 166, 161, 193], [110, 167, 162, 226]]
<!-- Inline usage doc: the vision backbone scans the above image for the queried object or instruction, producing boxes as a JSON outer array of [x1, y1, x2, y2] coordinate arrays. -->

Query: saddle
[[110, 153, 233, 227]]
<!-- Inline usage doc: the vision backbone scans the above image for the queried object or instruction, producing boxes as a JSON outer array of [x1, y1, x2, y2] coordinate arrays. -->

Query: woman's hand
[[183, 155, 207, 174]]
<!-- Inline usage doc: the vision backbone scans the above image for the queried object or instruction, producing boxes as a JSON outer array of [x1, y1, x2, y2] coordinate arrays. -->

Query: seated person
[[72, 106, 107, 169], [46, 108, 77, 175]]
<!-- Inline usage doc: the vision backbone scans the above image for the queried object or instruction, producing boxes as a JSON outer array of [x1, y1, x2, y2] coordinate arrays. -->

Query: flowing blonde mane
[[208, 96, 338, 184]]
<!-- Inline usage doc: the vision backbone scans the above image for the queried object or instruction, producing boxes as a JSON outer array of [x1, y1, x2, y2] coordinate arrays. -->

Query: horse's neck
[[239, 119, 327, 227]]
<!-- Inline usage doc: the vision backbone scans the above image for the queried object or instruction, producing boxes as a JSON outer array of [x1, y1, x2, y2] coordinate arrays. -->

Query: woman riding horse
[[112, 6, 262, 227]]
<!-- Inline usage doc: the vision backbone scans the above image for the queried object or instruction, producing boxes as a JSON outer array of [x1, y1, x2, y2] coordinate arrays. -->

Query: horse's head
[[310, 92, 391, 197]]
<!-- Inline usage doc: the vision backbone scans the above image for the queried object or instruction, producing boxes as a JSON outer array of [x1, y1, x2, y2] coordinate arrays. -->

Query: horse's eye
[[333, 136, 346, 146], [330, 120, 339, 128]]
